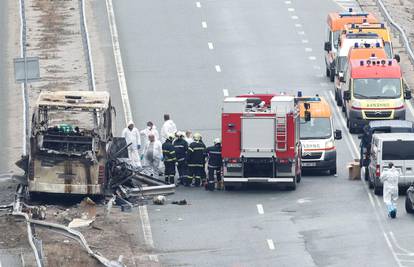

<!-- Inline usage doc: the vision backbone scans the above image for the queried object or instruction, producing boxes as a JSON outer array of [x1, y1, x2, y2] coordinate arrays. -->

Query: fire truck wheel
[[224, 183, 238, 191], [296, 173, 301, 183], [329, 167, 336, 176], [405, 196, 414, 214], [374, 178, 382, 196]]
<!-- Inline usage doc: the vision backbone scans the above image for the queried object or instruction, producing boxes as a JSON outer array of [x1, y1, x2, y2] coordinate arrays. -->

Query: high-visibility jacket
[[162, 140, 177, 163], [187, 141, 206, 167], [173, 138, 188, 162], [206, 144, 222, 168]]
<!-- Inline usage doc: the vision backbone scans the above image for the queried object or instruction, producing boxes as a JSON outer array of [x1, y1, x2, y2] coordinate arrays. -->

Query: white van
[[367, 133, 414, 195]]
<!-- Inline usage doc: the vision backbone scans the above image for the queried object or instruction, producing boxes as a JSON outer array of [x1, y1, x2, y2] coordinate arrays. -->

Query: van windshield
[[300, 118, 332, 139], [353, 78, 402, 99], [382, 140, 414, 160]]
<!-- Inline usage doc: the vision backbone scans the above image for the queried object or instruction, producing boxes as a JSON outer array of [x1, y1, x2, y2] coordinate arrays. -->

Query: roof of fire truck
[[349, 59, 401, 79], [298, 97, 332, 118], [37, 91, 110, 110], [327, 10, 377, 31]]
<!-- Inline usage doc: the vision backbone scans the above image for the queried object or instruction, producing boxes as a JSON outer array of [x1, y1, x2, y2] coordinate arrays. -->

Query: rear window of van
[[382, 140, 414, 160]]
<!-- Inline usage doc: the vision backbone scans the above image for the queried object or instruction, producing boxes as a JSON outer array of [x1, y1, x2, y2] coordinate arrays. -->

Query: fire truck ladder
[[276, 115, 287, 152]]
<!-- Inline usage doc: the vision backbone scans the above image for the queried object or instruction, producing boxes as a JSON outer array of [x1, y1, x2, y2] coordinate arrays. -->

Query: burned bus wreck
[[25, 91, 114, 195]]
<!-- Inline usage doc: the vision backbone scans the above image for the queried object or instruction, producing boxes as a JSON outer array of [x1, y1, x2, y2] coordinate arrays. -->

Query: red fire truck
[[221, 94, 302, 190]]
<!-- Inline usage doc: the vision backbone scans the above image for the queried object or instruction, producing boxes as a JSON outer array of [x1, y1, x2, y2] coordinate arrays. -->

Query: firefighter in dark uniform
[[205, 138, 223, 191], [162, 134, 177, 185], [173, 131, 188, 185], [186, 133, 206, 187]]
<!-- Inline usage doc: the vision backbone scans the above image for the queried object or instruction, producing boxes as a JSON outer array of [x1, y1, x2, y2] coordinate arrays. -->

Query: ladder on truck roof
[[276, 115, 287, 152]]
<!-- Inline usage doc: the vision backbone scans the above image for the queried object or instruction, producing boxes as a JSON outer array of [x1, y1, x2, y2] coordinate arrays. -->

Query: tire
[[329, 69, 335, 82], [364, 167, 369, 181], [374, 178, 382, 195], [406, 196, 414, 214], [336, 90, 343, 106], [296, 172, 302, 183], [224, 184, 235, 191], [287, 178, 297, 190], [329, 167, 337, 176]]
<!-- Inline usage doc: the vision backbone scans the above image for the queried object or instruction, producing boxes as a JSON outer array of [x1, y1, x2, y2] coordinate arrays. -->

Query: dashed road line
[[288, 8, 295, 12], [267, 239, 275, 250], [291, 15, 299, 20], [202, 21, 208, 28], [215, 65, 222, 72], [223, 89, 229, 97], [298, 31, 305, 35], [305, 48, 312, 52], [308, 56, 316, 61], [284, 0, 292, 4], [196, 1, 201, 8], [208, 42, 214, 50], [295, 23, 302, 27], [302, 39, 309, 44], [257, 204, 264, 214]]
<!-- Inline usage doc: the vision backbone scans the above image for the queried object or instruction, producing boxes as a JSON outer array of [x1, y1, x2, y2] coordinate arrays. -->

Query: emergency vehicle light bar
[[298, 97, 321, 102], [339, 11, 369, 18], [346, 33, 379, 39]]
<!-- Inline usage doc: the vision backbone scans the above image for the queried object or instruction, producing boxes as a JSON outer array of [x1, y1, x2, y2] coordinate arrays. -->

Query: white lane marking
[[223, 89, 229, 97], [19, 0, 26, 156], [196, 1, 201, 8], [305, 47, 313, 52], [267, 239, 275, 250], [106, 0, 158, 262], [298, 31, 305, 35], [215, 65, 222, 72], [297, 198, 311, 204], [308, 56, 316, 61], [367, 191, 376, 207], [295, 23, 302, 27], [291, 15, 299, 20], [390, 231, 414, 255], [284, 0, 291, 4], [257, 204, 264, 214], [106, 0, 132, 123], [375, 194, 382, 208], [81, 0, 96, 91], [202, 21, 208, 28], [384, 232, 403, 267], [313, 65, 321, 70], [326, 90, 402, 267], [288, 8, 295, 12], [302, 39, 309, 44], [208, 42, 214, 50]]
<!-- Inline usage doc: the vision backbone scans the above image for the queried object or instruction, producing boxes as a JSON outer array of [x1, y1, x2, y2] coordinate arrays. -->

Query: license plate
[[302, 162, 316, 167]]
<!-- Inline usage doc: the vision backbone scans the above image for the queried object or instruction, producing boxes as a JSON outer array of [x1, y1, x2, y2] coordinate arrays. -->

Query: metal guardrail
[[375, 0, 414, 65]]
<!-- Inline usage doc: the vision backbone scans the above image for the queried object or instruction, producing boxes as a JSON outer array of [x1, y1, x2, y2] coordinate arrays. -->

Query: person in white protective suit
[[160, 114, 177, 142], [122, 121, 142, 169], [380, 162, 400, 218], [143, 133, 163, 174], [140, 121, 159, 146]]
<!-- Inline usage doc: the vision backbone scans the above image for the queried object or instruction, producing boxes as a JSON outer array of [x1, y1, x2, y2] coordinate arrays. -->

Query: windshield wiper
[[353, 93, 368, 99]]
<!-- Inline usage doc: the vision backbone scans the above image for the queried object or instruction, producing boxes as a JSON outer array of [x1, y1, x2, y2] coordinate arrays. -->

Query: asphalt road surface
[[107, 0, 414, 266]]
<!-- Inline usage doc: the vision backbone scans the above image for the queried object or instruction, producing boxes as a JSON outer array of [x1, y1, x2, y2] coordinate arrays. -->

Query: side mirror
[[343, 91, 351, 101], [304, 111, 311, 122], [394, 54, 401, 63], [324, 42, 332, 52], [334, 129, 342, 140], [404, 90, 412, 100]]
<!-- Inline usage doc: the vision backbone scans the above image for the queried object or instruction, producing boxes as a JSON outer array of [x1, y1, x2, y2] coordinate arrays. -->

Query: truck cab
[[368, 133, 414, 195], [298, 96, 341, 175], [342, 59, 411, 133], [334, 35, 385, 106], [25, 91, 115, 196], [325, 9, 377, 82]]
